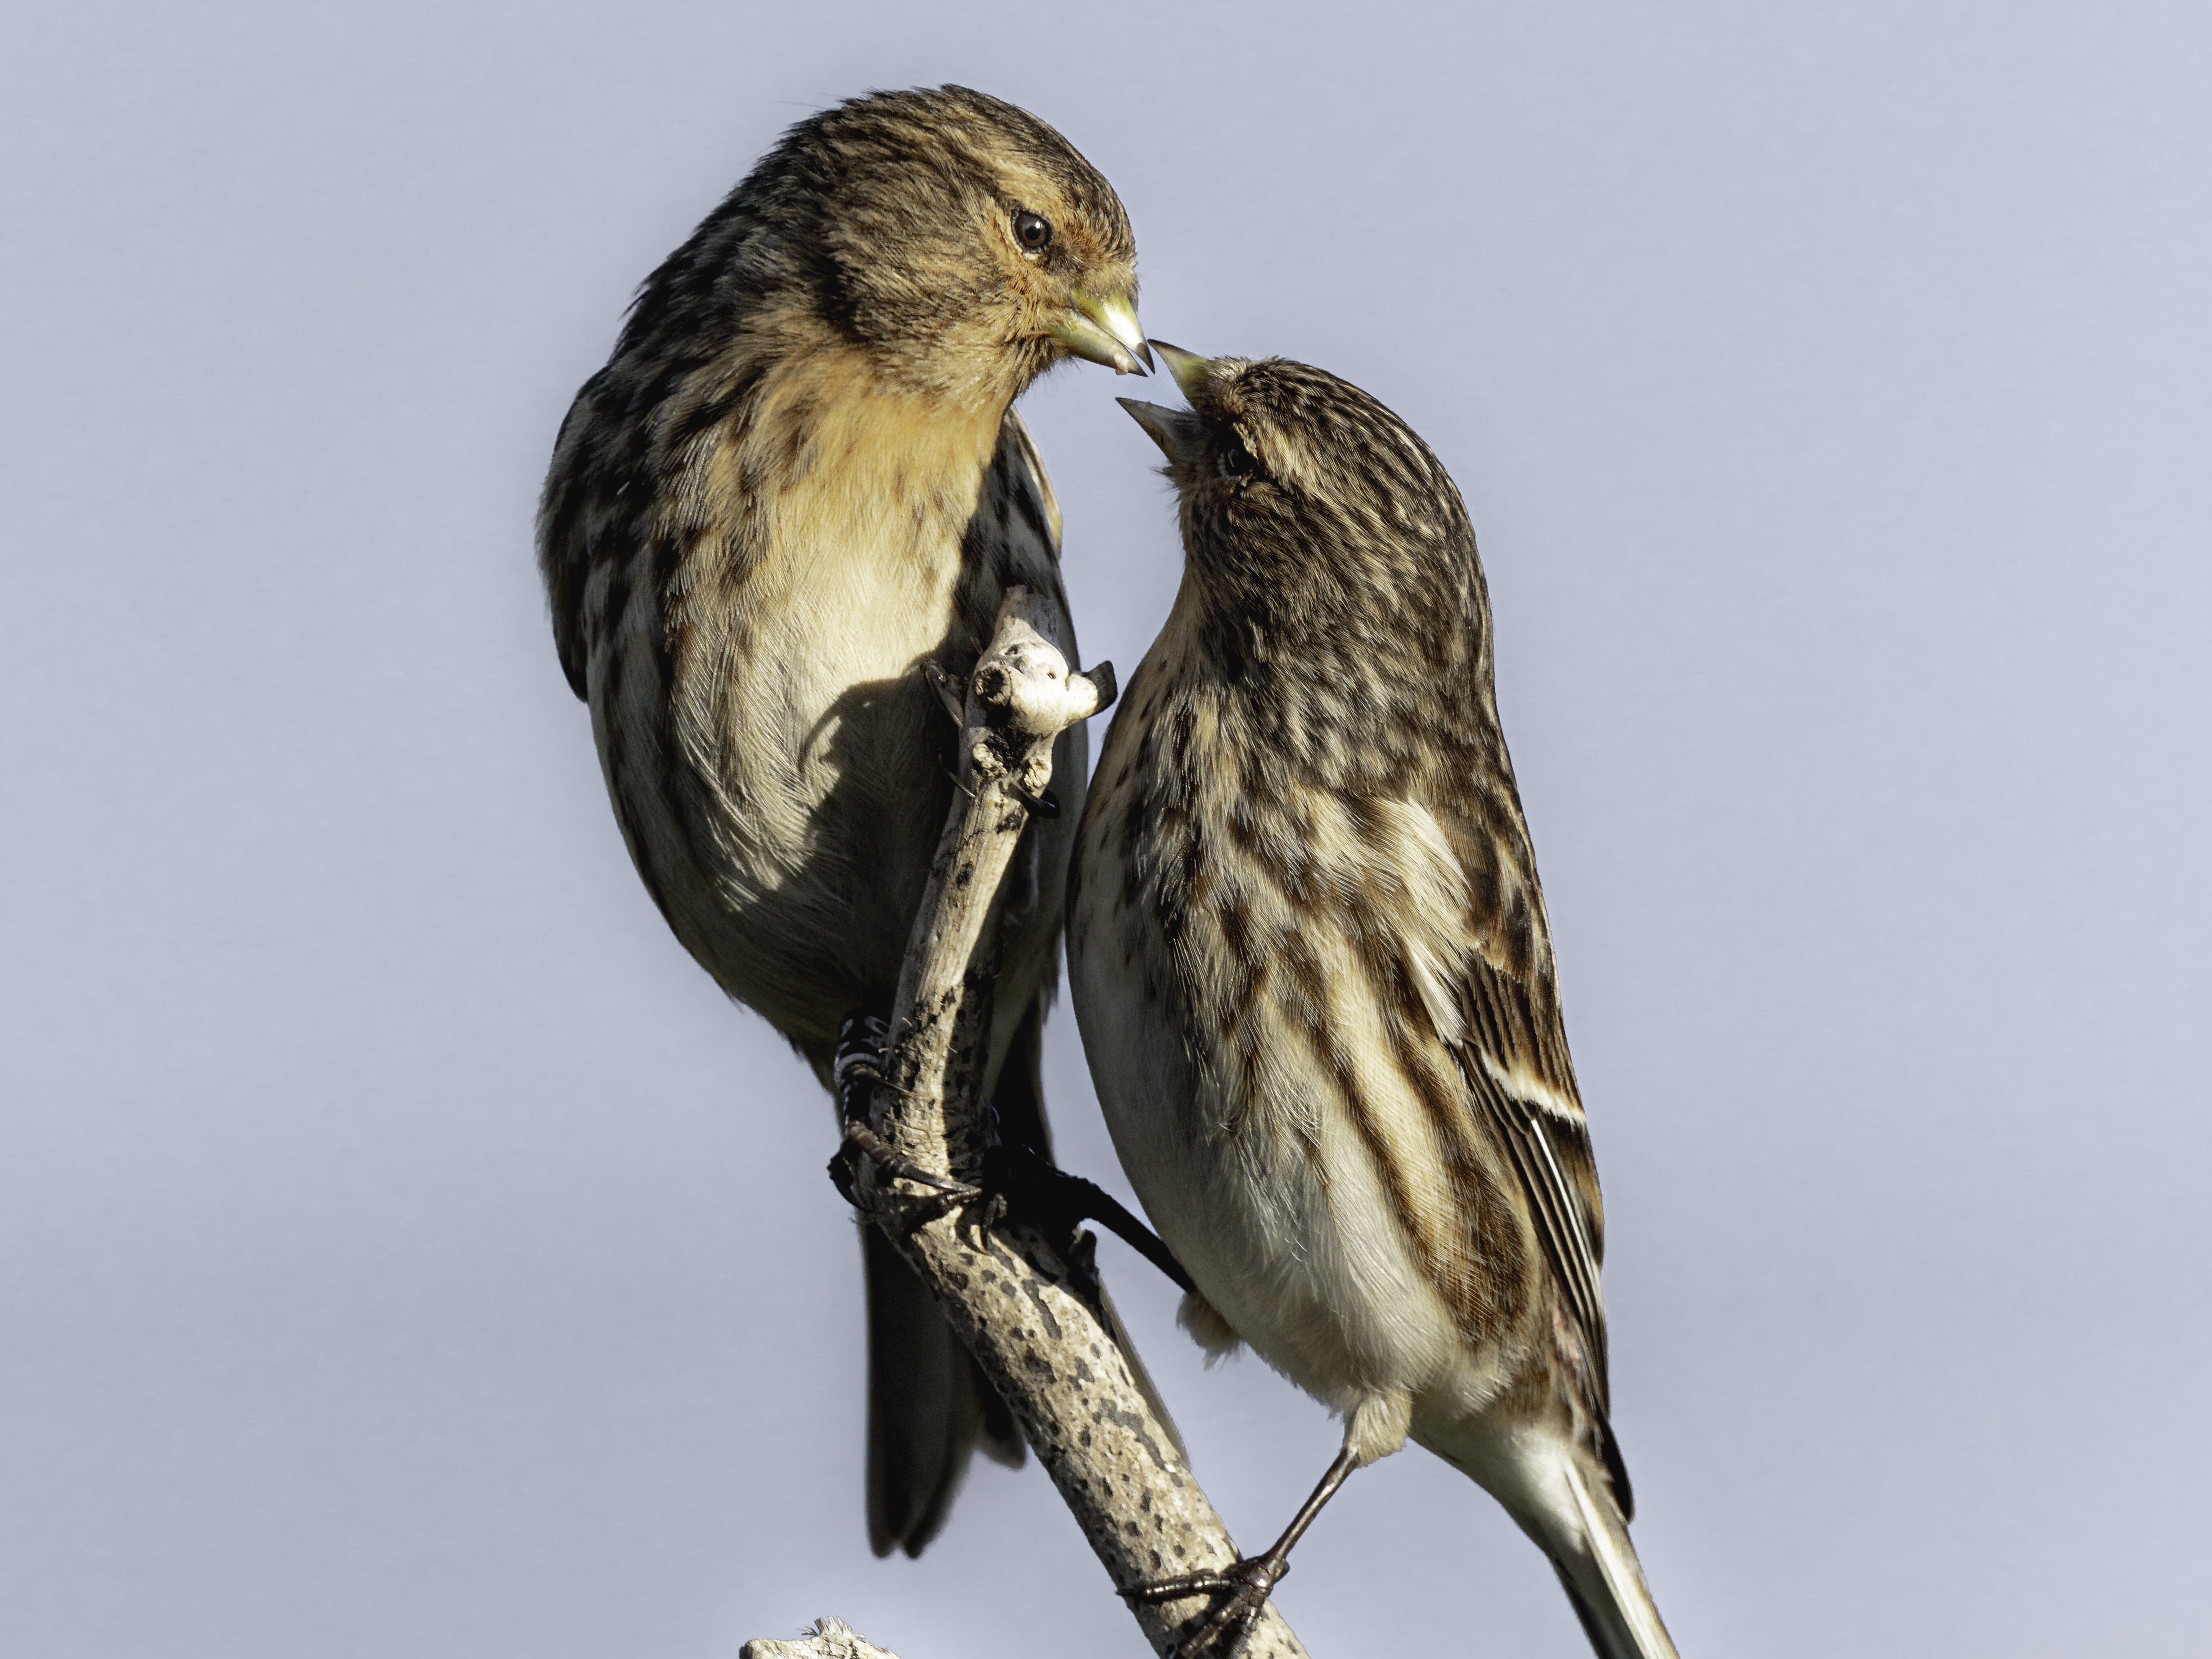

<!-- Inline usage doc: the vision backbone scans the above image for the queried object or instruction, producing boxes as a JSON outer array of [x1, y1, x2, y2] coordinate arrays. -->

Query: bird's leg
[[827, 1009, 983, 1212], [1121, 1444, 1360, 1659], [831, 1010, 891, 1126]]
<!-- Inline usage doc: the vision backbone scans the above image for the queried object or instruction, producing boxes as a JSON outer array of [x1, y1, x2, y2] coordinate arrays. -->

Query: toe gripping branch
[[981, 1142, 1195, 1295], [827, 1011, 972, 1214], [827, 1012, 1195, 1296], [1121, 1553, 1288, 1659], [1121, 1445, 1360, 1658]]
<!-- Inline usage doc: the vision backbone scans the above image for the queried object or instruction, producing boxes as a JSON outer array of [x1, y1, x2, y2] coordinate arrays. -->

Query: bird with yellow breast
[[538, 85, 1153, 1558]]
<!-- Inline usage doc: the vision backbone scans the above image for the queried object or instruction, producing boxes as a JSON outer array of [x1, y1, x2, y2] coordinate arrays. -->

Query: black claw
[[1120, 1555, 1287, 1658], [1009, 781, 1060, 818], [984, 1142, 1197, 1293], [828, 1011, 1194, 1300], [827, 1140, 861, 1208], [854, 1122, 971, 1194], [832, 1118, 983, 1205]]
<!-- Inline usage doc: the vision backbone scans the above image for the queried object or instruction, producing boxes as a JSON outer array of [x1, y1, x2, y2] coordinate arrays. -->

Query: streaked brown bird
[[536, 86, 1152, 1557], [1071, 347, 1679, 1657]]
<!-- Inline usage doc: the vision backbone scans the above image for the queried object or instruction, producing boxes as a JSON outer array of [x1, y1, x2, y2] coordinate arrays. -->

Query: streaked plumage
[[1072, 349, 1677, 1657], [537, 86, 1150, 1557]]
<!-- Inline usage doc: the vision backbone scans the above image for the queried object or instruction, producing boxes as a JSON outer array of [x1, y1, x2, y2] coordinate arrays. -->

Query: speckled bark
[[844, 589, 1311, 1659], [741, 1617, 900, 1659]]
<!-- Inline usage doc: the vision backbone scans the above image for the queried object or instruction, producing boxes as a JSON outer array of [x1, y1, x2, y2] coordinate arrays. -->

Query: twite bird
[[537, 86, 1153, 1557], [1071, 347, 1679, 1657]]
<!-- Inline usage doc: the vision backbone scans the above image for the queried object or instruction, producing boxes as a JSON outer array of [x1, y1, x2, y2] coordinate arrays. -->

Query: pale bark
[[741, 1618, 900, 1659], [774, 588, 1309, 1659]]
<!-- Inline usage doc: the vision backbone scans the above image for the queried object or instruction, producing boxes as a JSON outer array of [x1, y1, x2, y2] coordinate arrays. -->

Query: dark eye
[[1013, 210, 1053, 252], [1221, 438, 1257, 481]]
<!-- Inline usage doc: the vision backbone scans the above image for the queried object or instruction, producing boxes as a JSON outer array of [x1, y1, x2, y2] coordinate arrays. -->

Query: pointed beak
[[1117, 398, 1202, 464], [1050, 289, 1154, 376], [1148, 339, 1216, 403]]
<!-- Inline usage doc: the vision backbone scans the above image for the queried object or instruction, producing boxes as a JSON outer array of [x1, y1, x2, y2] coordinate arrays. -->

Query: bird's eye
[[1013, 210, 1053, 252], [1220, 438, 1257, 481]]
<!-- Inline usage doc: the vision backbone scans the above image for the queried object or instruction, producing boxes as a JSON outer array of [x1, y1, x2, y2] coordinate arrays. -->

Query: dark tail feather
[[863, 997, 1052, 1552], [862, 1221, 989, 1556], [972, 998, 1054, 1465], [987, 991, 1055, 1162]]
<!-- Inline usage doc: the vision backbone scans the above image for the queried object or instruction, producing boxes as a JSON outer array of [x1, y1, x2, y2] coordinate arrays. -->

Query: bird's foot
[[923, 659, 967, 724], [827, 1011, 982, 1218], [982, 1142, 1195, 1295], [826, 1015, 1192, 1297], [1120, 1553, 1289, 1659], [828, 1118, 984, 1215], [1007, 781, 1059, 818]]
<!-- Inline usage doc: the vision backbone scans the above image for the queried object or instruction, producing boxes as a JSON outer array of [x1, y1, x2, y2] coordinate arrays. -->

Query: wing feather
[[1000, 407, 1065, 556], [1390, 794, 1613, 1408], [536, 376, 611, 700], [1467, 1058, 1610, 1406]]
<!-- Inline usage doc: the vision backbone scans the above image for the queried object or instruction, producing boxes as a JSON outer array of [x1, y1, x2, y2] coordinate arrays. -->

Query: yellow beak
[[1148, 339, 1216, 402], [1050, 289, 1153, 376]]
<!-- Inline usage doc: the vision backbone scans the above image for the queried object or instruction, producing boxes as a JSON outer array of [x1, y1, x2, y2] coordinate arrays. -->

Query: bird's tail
[[862, 1000, 1047, 1557], [861, 1222, 1005, 1555], [1548, 1453, 1680, 1659]]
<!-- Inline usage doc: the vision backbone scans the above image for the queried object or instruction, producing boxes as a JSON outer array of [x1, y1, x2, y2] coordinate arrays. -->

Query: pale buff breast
[[599, 349, 1077, 1057]]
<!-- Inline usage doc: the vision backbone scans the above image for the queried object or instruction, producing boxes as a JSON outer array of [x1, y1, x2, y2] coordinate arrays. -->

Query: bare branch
[[826, 587, 1311, 1659], [741, 1618, 901, 1659]]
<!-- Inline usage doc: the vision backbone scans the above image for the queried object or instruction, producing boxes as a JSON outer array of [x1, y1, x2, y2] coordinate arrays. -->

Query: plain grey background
[[4, 2, 2207, 1655]]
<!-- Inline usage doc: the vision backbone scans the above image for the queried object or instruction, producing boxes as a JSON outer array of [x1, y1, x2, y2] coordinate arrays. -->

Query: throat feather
[[738, 347, 1004, 584]]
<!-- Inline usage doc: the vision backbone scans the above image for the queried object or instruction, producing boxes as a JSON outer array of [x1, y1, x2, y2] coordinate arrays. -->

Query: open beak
[[1117, 398, 1202, 464], [1050, 289, 1154, 376]]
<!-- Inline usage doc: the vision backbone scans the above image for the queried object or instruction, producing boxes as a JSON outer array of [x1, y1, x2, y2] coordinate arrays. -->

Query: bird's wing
[[535, 370, 621, 701], [1466, 1051, 1610, 1406], [999, 406, 1065, 557], [1381, 794, 1611, 1407], [536, 345, 777, 703]]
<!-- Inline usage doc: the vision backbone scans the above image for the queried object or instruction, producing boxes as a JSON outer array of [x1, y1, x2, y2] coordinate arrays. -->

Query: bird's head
[[1119, 347, 1475, 625], [739, 86, 1148, 408]]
